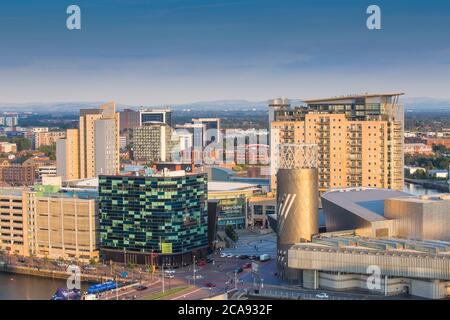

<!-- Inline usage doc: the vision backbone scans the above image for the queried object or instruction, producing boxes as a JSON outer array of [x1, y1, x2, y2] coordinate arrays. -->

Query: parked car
[[136, 285, 148, 291], [259, 254, 270, 262], [220, 253, 227, 258], [240, 255, 249, 260], [205, 282, 216, 288], [196, 260, 206, 267], [226, 254, 233, 258], [242, 263, 252, 269], [315, 293, 329, 299]]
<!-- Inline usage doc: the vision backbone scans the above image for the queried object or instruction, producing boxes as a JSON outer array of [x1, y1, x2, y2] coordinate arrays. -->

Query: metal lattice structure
[[277, 143, 318, 170]]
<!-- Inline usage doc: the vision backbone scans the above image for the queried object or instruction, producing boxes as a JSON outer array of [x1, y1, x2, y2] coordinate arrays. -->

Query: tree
[[38, 145, 56, 160], [225, 225, 238, 242], [432, 144, 448, 154]]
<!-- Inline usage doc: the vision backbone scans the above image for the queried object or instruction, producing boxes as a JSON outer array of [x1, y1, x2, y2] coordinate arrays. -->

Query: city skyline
[[1, 0, 450, 104]]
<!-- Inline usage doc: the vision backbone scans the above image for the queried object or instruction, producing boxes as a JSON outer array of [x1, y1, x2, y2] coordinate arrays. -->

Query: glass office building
[[98, 172, 208, 266]]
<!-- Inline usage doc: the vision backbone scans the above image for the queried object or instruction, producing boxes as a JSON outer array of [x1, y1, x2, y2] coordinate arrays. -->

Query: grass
[[143, 286, 191, 300]]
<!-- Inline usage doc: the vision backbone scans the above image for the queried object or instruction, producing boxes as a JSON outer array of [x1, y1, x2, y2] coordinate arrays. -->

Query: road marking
[[170, 287, 203, 300]]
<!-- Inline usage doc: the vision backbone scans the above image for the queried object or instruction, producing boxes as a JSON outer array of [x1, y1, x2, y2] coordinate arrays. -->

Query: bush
[[225, 225, 238, 241]]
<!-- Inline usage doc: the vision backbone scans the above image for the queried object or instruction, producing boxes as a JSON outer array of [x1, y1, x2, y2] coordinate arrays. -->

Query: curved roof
[[322, 188, 411, 222]]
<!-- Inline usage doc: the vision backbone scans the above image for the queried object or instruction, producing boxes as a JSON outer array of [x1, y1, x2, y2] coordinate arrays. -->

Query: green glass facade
[[98, 173, 208, 264]]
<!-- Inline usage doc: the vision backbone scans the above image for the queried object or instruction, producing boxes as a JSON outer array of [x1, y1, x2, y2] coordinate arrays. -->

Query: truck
[[259, 254, 270, 262]]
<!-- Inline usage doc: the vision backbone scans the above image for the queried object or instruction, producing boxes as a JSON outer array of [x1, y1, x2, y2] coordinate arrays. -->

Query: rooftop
[[322, 188, 411, 222], [303, 93, 404, 104]]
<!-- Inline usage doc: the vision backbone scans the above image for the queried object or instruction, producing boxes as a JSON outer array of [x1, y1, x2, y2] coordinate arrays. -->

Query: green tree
[[38, 145, 56, 160]]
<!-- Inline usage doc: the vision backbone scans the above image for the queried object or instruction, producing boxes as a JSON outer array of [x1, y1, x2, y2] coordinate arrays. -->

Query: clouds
[[0, 0, 449, 103]]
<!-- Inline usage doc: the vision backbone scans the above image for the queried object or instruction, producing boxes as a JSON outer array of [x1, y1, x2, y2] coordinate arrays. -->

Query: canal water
[[0, 272, 87, 300], [0, 183, 446, 300]]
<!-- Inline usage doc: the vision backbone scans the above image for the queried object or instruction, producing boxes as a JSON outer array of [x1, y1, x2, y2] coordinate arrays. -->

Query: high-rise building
[[79, 102, 120, 179], [129, 122, 172, 163], [139, 108, 172, 126], [192, 118, 221, 145], [270, 93, 404, 192], [119, 108, 140, 132], [98, 171, 208, 266], [33, 131, 66, 150], [56, 129, 79, 180], [94, 118, 120, 176]]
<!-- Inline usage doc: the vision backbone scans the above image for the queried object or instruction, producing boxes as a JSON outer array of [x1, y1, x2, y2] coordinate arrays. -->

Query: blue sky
[[0, 0, 450, 104]]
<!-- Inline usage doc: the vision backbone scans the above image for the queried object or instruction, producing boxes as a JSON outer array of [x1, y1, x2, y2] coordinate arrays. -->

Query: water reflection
[[403, 183, 444, 196]]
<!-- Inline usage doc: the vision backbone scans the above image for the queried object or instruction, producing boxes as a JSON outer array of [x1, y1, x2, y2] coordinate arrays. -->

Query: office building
[[139, 108, 172, 126], [192, 118, 221, 145], [130, 122, 172, 163], [56, 129, 80, 180], [94, 118, 120, 176], [98, 171, 208, 266], [119, 108, 140, 132], [270, 93, 405, 192], [208, 181, 262, 230], [247, 195, 275, 230]]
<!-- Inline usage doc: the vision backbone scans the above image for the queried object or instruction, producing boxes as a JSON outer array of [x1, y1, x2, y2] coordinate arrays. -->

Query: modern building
[[79, 102, 120, 179], [94, 118, 120, 176], [57, 103, 120, 180], [384, 193, 450, 241], [208, 181, 262, 230], [119, 108, 140, 132], [33, 130, 66, 150], [288, 232, 450, 299], [56, 129, 80, 180], [98, 170, 208, 266], [139, 108, 172, 127], [247, 195, 275, 230], [321, 188, 410, 237], [275, 144, 319, 279], [270, 93, 405, 192], [192, 118, 221, 145], [130, 122, 172, 163]]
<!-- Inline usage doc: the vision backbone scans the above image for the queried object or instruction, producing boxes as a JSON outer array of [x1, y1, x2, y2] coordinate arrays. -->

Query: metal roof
[[322, 188, 411, 222]]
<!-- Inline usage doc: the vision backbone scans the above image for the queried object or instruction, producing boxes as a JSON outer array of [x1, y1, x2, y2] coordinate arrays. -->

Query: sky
[[0, 0, 450, 105]]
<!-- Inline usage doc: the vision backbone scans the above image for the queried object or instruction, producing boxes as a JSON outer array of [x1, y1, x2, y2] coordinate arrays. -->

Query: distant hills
[[0, 97, 449, 114]]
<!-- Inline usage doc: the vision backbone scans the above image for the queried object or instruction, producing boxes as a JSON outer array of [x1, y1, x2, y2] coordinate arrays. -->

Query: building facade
[[56, 128, 80, 180], [79, 102, 120, 179], [33, 131, 66, 150], [0, 160, 36, 186], [270, 93, 404, 192], [130, 122, 172, 163], [98, 171, 208, 266], [0, 188, 99, 262]]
